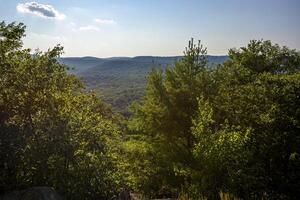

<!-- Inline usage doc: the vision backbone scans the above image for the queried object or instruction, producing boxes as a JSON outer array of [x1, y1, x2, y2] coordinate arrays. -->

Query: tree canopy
[[1, 21, 300, 200], [125, 39, 300, 199], [0, 21, 120, 199]]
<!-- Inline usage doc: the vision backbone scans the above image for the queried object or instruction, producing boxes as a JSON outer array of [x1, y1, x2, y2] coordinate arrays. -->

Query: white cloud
[[16, 2, 66, 20], [71, 22, 100, 32], [72, 19, 116, 32], [94, 18, 116, 25], [79, 25, 100, 32]]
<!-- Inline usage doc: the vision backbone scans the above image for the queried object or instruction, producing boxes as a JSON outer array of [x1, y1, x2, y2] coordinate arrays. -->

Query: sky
[[0, 0, 299, 57]]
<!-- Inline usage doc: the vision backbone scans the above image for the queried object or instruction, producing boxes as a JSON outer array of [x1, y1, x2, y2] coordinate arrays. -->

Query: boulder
[[1, 187, 62, 200]]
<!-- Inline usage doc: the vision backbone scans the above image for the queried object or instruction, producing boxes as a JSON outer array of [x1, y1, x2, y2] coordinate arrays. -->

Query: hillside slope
[[60, 56, 228, 115]]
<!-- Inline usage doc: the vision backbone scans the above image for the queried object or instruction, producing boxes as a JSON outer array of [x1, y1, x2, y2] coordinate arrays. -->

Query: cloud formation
[[16, 2, 66, 20], [77, 19, 116, 32], [94, 19, 116, 25], [79, 25, 100, 32]]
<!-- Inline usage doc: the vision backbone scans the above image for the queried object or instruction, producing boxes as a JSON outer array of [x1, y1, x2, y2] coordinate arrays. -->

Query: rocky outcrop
[[0, 187, 62, 200]]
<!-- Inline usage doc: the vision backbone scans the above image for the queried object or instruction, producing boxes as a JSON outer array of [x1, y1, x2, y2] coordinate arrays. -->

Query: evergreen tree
[[127, 39, 208, 196]]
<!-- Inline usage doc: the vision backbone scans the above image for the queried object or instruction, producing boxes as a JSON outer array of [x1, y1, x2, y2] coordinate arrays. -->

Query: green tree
[[126, 39, 300, 199], [126, 39, 208, 196], [193, 40, 300, 199], [0, 21, 120, 199]]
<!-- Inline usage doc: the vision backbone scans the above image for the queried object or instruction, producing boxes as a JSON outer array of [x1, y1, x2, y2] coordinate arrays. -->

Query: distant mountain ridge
[[58, 55, 228, 115], [59, 55, 228, 74]]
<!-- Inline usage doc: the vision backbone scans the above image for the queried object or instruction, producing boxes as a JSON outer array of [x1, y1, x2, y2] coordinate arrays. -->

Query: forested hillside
[[1, 21, 300, 200], [59, 55, 228, 115]]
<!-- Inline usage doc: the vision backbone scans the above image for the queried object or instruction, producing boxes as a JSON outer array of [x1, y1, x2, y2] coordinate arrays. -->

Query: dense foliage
[[192, 40, 300, 199], [1, 20, 300, 200], [124, 39, 300, 199], [0, 21, 120, 199]]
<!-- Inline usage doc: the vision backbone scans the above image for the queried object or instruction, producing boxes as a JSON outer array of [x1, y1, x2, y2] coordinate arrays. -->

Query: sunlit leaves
[[0, 21, 120, 199]]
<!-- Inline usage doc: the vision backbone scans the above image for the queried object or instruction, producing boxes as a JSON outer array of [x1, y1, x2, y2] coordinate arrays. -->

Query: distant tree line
[[1, 21, 300, 199]]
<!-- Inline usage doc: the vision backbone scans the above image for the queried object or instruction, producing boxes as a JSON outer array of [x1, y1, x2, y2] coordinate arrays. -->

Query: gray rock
[[1, 187, 62, 200]]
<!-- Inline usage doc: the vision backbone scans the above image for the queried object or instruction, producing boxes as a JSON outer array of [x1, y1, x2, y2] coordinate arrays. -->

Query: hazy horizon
[[59, 54, 229, 59], [1, 0, 299, 57]]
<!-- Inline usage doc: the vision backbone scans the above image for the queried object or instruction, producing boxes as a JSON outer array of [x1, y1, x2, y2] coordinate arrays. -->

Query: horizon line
[[59, 54, 229, 59]]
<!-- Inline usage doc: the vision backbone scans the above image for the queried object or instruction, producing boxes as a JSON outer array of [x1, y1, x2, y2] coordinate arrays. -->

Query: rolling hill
[[59, 55, 228, 115]]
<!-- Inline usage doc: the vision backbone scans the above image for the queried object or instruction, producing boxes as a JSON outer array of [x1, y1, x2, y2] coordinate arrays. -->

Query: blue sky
[[0, 0, 299, 57]]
